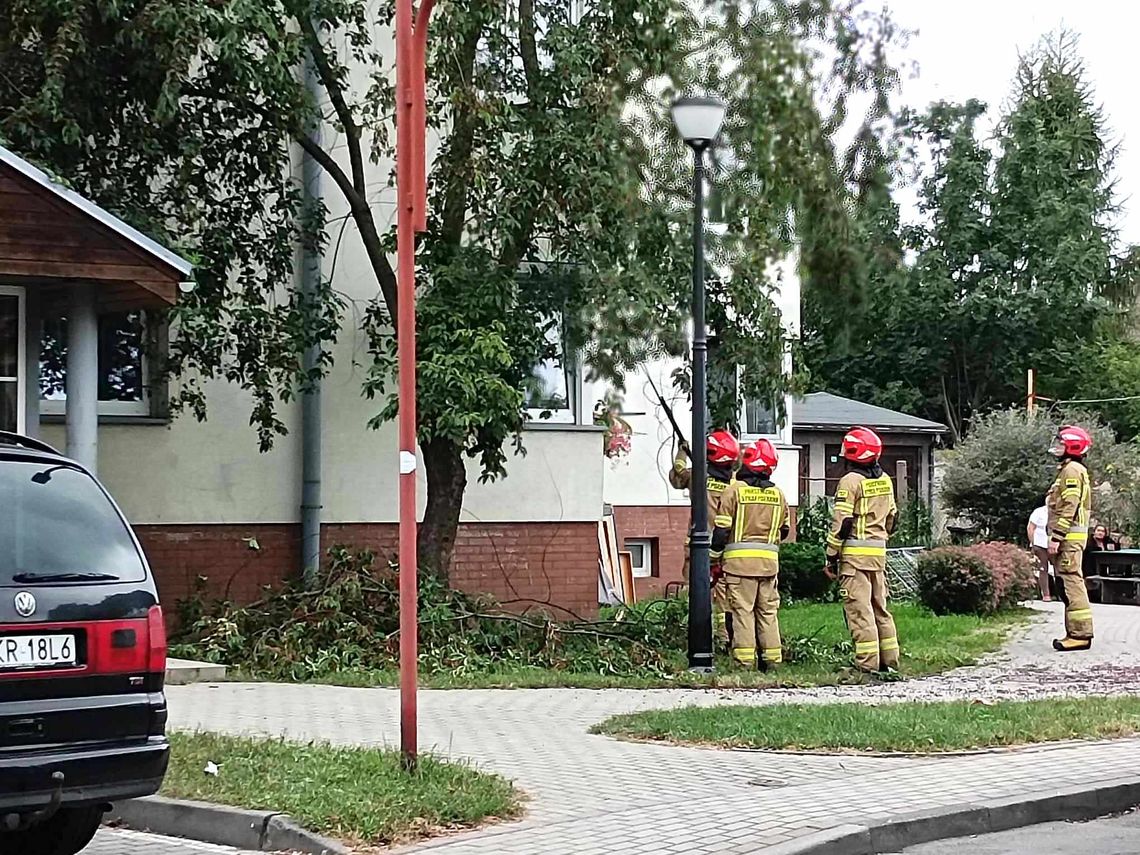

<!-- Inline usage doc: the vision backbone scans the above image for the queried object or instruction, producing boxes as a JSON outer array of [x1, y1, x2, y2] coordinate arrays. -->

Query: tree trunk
[[940, 374, 962, 445], [418, 436, 468, 585]]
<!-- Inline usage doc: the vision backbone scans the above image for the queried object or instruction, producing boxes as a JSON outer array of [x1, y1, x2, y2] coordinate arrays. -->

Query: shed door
[[0, 286, 24, 433], [824, 443, 920, 501]]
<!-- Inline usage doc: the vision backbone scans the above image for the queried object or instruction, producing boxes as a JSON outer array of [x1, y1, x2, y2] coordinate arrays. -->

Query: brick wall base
[[612, 504, 798, 600], [135, 521, 599, 620], [613, 506, 691, 600]]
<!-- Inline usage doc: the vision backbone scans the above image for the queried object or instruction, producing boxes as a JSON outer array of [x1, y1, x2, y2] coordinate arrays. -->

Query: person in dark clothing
[[1083, 523, 1119, 576]]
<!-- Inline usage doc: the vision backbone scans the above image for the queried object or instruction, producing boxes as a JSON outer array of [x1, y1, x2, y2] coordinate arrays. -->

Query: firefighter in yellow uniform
[[712, 439, 789, 670], [669, 430, 740, 648], [825, 426, 900, 673], [1047, 425, 1094, 651]]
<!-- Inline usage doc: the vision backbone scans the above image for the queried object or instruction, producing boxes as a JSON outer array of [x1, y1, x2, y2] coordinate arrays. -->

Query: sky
[[887, 0, 1140, 244]]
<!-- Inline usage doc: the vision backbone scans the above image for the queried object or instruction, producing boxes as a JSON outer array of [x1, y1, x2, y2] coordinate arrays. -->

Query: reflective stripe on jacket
[[826, 470, 897, 572], [670, 450, 734, 558], [1047, 459, 1091, 544], [715, 481, 788, 577]]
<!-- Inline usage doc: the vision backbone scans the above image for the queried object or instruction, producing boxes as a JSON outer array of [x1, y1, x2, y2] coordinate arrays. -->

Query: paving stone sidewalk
[[89, 828, 254, 854], [165, 603, 1140, 854]]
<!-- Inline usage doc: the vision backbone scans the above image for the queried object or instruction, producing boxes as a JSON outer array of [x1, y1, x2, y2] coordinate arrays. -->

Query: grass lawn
[[222, 603, 1029, 690], [162, 731, 521, 846], [593, 697, 1140, 753]]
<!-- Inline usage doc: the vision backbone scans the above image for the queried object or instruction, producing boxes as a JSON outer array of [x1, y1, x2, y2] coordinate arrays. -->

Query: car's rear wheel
[[0, 806, 105, 855]]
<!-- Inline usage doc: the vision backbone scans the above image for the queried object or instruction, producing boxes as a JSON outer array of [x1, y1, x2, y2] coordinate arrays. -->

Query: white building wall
[[42, 369, 605, 526], [40, 67, 606, 527], [36, 22, 802, 530], [593, 253, 802, 509]]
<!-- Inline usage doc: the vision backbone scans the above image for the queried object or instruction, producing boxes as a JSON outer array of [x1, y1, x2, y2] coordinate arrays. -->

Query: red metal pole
[[412, 0, 434, 233], [395, 0, 418, 769], [397, 0, 434, 772]]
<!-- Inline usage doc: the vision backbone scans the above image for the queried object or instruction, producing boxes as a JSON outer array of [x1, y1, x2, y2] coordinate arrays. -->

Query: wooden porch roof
[[0, 145, 192, 312]]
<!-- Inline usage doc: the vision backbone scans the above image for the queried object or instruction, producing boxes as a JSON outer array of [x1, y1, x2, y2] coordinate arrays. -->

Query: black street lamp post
[[671, 95, 727, 673]]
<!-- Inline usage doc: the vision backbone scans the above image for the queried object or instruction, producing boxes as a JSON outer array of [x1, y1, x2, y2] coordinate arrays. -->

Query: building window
[[626, 538, 656, 578], [707, 146, 740, 225], [0, 287, 25, 433], [745, 397, 779, 437], [709, 364, 783, 439], [40, 311, 159, 418], [707, 335, 783, 439], [525, 317, 580, 424]]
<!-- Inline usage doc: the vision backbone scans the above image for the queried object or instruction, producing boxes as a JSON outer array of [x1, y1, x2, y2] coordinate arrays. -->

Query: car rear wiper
[[11, 572, 121, 583]]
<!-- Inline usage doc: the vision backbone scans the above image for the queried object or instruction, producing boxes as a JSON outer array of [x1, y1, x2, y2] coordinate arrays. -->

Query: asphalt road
[[894, 811, 1140, 854]]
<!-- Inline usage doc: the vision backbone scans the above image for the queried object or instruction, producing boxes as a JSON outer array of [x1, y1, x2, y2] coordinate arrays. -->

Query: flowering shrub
[[916, 542, 1036, 615], [963, 541, 1038, 612], [916, 548, 994, 615]]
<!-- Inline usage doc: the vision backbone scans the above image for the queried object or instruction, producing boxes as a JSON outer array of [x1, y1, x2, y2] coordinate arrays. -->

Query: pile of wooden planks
[[598, 507, 636, 605]]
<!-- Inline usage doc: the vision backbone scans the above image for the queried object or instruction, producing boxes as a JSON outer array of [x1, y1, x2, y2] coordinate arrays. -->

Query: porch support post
[[22, 288, 41, 439], [66, 283, 98, 472]]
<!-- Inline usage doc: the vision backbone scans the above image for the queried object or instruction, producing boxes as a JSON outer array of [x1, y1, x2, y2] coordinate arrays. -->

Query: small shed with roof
[[0, 143, 192, 472], [793, 392, 948, 504]]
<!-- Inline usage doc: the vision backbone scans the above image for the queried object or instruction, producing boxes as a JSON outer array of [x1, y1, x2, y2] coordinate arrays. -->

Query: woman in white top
[[1027, 504, 1053, 602]]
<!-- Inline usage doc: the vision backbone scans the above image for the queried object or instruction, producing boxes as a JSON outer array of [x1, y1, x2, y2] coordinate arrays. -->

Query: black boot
[[1053, 636, 1092, 652]]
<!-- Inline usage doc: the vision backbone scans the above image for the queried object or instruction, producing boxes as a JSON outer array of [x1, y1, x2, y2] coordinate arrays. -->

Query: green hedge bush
[[779, 542, 833, 602]]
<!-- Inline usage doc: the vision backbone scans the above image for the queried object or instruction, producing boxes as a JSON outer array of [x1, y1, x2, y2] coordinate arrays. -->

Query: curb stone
[[758, 825, 872, 855], [746, 777, 1140, 853], [107, 795, 349, 854]]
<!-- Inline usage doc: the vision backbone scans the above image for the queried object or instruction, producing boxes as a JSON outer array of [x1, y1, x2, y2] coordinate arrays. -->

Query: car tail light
[[147, 605, 167, 675], [91, 621, 146, 674], [82, 607, 166, 676]]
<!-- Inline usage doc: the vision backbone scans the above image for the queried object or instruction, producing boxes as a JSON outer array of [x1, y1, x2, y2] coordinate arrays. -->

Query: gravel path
[[718, 601, 1140, 707]]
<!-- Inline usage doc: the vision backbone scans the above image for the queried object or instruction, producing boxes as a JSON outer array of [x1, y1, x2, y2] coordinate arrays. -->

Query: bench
[[1085, 575, 1140, 606]]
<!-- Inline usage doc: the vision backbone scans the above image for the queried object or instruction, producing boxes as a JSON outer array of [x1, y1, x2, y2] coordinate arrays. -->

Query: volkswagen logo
[[13, 592, 36, 618]]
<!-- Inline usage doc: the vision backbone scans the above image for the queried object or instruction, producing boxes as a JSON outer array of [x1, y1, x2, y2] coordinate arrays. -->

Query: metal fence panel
[[886, 547, 924, 600]]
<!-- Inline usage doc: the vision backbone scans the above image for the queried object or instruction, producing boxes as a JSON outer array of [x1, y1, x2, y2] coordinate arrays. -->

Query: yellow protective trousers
[[839, 562, 899, 672], [724, 573, 782, 668], [1056, 541, 1094, 639]]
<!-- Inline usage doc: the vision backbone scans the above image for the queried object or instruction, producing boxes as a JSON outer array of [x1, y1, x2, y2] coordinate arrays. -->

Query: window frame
[[524, 315, 585, 427], [626, 538, 655, 579], [742, 393, 782, 441], [0, 285, 26, 434], [728, 365, 783, 441], [524, 357, 581, 425], [39, 310, 161, 420]]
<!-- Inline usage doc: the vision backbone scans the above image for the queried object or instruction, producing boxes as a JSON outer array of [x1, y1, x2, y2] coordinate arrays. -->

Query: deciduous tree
[[806, 34, 1135, 440], [1, 0, 903, 581]]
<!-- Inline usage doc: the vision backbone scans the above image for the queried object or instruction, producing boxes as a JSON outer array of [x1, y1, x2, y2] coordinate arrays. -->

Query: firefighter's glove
[[823, 556, 839, 581], [711, 526, 729, 554]]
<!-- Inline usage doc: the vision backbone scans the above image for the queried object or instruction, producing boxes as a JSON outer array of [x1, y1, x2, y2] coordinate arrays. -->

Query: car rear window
[[0, 460, 146, 586]]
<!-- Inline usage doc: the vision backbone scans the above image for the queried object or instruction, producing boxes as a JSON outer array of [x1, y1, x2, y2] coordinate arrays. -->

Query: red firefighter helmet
[[706, 430, 740, 465], [1051, 425, 1092, 458], [742, 439, 779, 474], [842, 426, 883, 464]]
